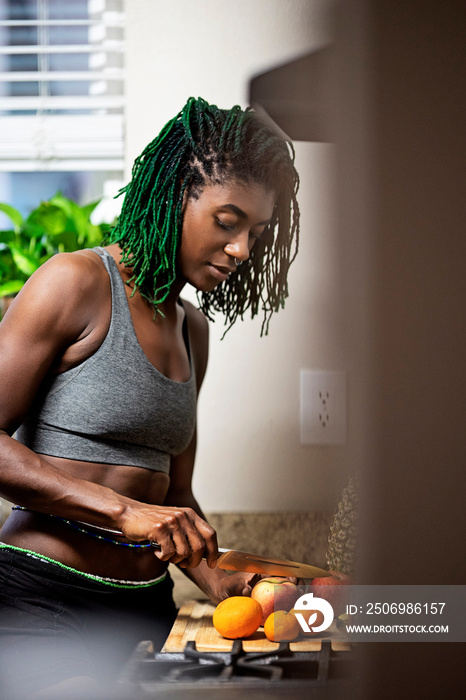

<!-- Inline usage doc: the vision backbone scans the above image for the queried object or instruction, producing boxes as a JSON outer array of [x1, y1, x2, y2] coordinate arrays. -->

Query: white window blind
[[0, 0, 125, 171]]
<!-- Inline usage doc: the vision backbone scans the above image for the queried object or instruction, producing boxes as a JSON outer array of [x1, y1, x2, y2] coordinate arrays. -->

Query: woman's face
[[177, 181, 275, 292]]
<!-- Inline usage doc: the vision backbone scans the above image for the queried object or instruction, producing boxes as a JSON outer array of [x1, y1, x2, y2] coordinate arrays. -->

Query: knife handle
[[150, 542, 229, 555]]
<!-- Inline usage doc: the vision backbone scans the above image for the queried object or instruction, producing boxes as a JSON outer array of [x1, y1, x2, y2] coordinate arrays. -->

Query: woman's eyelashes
[[215, 217, 235, 232], [215, 217, 264, 240]]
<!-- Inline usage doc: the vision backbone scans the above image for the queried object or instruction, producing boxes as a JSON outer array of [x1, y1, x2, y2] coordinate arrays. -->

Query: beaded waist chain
[[12, 506, 153, 549], [0, 543, 167, 588]]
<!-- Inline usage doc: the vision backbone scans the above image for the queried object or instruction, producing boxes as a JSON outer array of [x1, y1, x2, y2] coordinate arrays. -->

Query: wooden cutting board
[[162, 599, 351, 653]]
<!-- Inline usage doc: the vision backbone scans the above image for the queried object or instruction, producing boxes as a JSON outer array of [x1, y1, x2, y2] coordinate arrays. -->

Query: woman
[[0, 97, 300, 698]]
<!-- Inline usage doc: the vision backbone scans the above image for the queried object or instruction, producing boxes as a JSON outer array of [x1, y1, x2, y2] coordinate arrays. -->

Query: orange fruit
[[263, 610, 301, 642], [213, 596, 263, 639]]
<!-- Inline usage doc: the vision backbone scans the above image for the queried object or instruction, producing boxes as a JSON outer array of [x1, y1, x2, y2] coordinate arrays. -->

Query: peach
[[251, 577, 299, 626], [264, 610, 301, 642]]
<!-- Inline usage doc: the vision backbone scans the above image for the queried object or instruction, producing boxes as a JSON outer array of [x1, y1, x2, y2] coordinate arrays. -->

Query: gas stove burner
[[169, 661, 283, 682], [168, 640, 284, 682], [237, 642, 329, 682], [120, 638, 356, 697]]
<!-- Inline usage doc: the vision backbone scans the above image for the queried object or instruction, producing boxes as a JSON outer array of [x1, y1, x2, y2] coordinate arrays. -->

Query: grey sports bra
[[15, 248, 197, 473]]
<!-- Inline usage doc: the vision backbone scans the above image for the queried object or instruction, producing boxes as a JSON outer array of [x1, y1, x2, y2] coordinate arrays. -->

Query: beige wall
[[125, 0, 349, 512], [125, 0, 331, 160]]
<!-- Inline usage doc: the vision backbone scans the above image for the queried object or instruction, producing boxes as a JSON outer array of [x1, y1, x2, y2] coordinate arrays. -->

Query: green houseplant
[[0, 192, 115, 319]]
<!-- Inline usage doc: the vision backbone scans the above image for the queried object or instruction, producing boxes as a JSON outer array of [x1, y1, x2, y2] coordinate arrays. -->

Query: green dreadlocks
[[108, 96, 300, 335]]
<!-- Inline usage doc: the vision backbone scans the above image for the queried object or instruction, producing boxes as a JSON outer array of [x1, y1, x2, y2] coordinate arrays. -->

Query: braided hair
[[108, 97, 300, 334]]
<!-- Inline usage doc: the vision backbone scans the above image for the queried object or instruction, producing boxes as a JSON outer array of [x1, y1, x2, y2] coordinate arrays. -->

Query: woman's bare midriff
[[0, 454, 172, 581]]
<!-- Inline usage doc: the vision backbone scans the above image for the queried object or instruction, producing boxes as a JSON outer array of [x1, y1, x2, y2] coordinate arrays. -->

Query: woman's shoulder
[[181, 298, 208, 334], [35, 249, 110, 305], [40, 247, 106, 283], [0, 249, 113, 382], [5, 249, 110, 342], [28, 248, 104, 288], [181, 299, 209, 387]]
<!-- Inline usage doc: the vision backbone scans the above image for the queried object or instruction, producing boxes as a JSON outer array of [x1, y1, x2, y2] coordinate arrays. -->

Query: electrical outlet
[[300, 370, 347, 445]]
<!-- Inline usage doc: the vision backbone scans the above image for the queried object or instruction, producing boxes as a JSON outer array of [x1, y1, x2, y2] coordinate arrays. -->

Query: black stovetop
[[118, 639, 359, 699]]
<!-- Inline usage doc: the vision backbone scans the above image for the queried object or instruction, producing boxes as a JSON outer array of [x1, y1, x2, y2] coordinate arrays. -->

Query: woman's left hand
[[213, 573, 302, 604], [212, 571, 259, 603]]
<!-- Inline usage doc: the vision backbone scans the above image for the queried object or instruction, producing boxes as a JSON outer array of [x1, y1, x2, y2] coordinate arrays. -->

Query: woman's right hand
[[119, 504, 218, 569]]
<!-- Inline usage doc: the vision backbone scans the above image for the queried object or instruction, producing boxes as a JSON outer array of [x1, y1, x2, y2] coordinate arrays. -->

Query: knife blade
[[149, 542, 329, 578], [75, 521, 329, 578], [213, 548, 330, 579]]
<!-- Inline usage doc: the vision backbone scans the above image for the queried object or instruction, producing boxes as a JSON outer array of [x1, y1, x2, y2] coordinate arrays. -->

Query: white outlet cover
[[300, 370, 347, 445]]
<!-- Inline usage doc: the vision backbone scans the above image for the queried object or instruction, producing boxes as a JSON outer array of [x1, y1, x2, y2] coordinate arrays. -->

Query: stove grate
[[121, 638, 349, 687]]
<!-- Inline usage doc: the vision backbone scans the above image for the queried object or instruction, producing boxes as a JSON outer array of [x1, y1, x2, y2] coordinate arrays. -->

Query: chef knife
[[150, 543, 330, 578], [212, 548, 330, 579], [75, 521, 330, 578]]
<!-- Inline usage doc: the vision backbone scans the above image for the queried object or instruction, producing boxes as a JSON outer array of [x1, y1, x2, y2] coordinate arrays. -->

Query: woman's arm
[[165, 304, 257, 603], [165, 437, 258, 604], [0, 254, 217, 568]]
